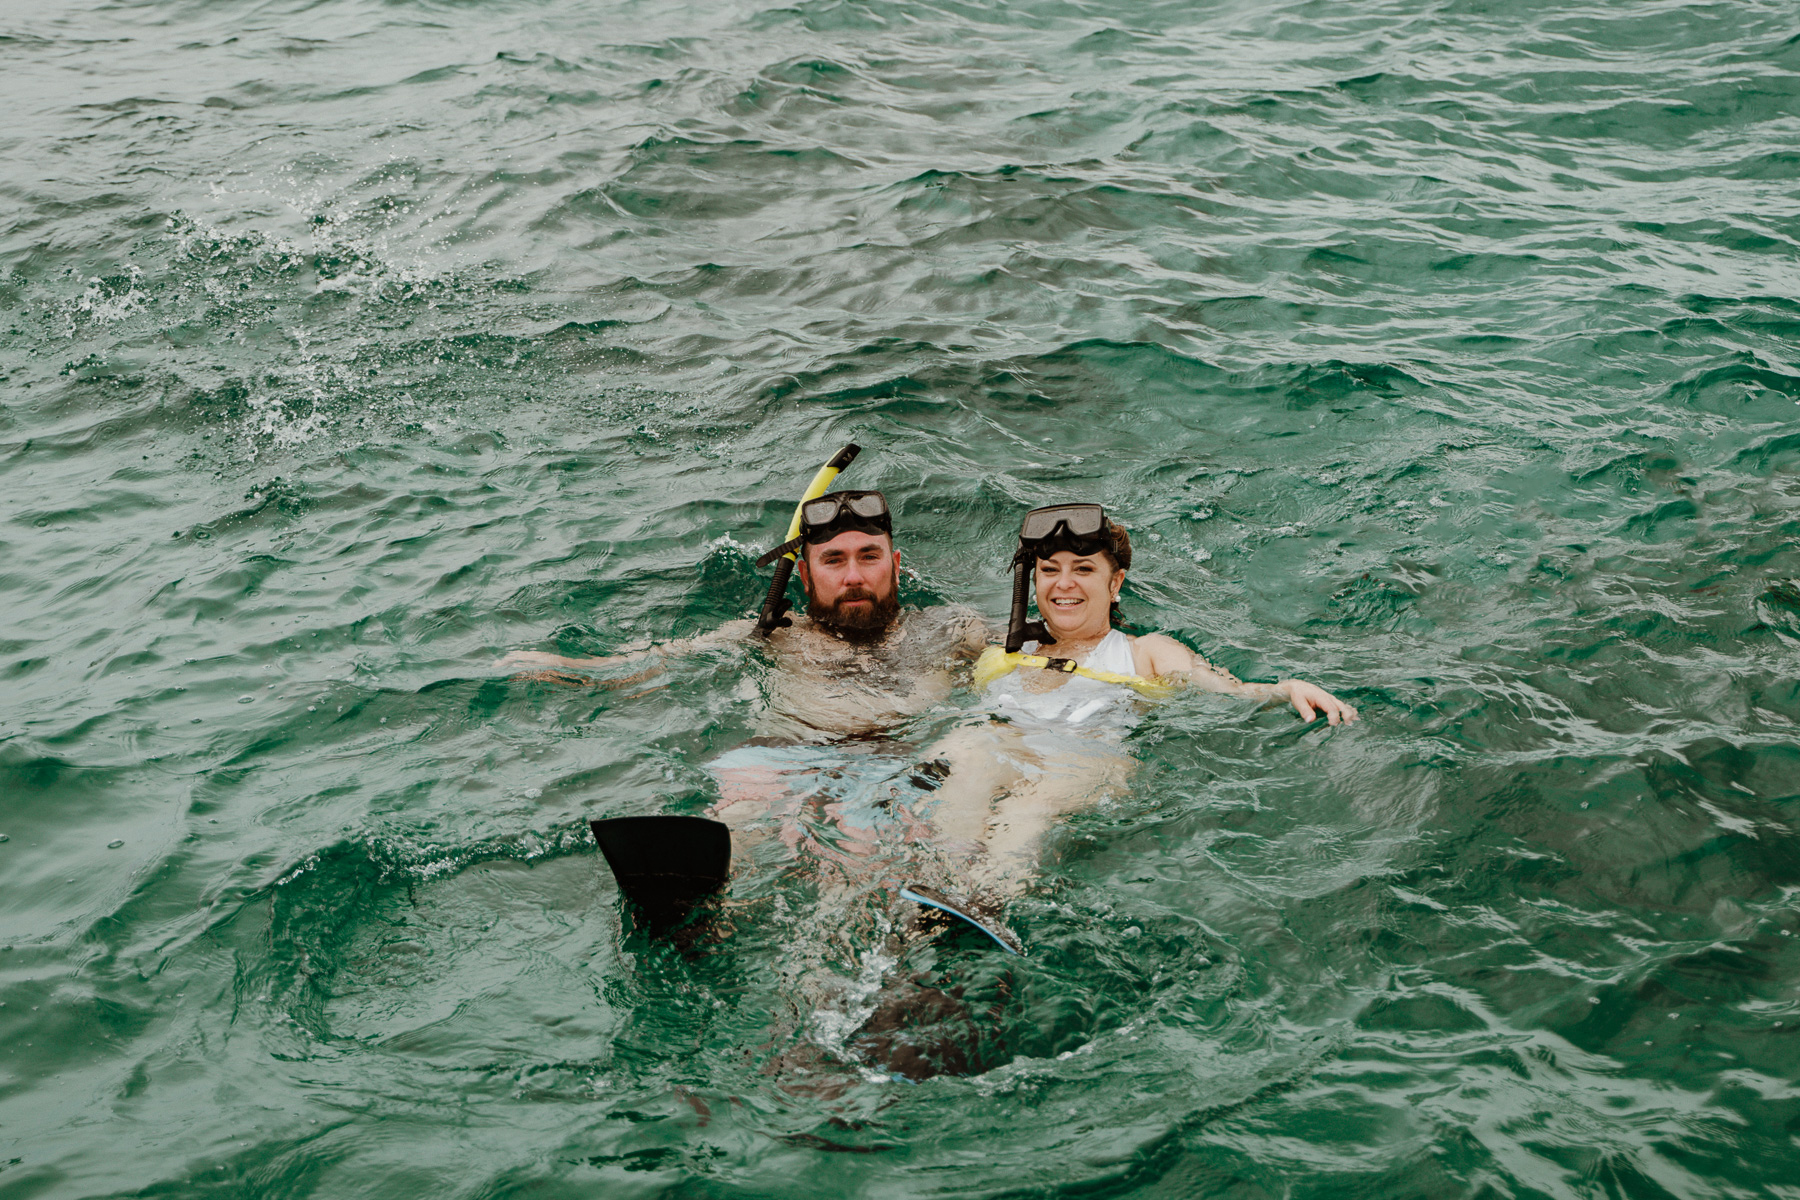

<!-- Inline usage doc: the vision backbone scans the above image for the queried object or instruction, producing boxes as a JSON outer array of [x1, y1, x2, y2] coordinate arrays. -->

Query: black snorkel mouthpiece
[[755, 443, 862, 637], [755, 558, 797, 637]]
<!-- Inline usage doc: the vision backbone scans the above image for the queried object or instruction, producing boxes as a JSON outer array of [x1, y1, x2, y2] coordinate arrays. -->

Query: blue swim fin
[[900, 884, 1024, 955]]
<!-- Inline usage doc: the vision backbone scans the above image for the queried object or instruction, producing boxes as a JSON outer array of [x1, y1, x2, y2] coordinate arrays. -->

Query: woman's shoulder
[[1125, 631, 1183, 652], [1127, 631, 1196, 676]]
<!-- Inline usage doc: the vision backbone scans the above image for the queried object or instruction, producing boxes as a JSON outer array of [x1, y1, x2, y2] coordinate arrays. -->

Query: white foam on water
[[70, 265, 150, 326], [806, 917, 900, 1055]]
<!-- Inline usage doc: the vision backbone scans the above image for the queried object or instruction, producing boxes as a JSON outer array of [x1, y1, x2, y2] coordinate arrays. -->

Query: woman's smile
[[1035, 550, 1119, 642]]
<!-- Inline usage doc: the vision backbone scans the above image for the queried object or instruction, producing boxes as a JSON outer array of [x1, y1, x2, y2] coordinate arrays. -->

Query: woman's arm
[[1132, 633, 1358, 725]]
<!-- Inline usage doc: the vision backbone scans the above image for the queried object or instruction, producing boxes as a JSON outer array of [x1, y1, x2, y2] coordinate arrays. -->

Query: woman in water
[[926, 504, 1356, 895], [992, 508, 1353, 723]]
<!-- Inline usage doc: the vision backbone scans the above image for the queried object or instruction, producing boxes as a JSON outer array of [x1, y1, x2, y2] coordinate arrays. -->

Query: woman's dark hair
[[1099, 522, 1131, 572], [1105, 523, 1130, 623]]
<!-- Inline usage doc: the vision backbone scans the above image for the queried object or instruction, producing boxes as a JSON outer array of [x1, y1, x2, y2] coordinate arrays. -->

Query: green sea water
[[4, 0, 1800, 1194]]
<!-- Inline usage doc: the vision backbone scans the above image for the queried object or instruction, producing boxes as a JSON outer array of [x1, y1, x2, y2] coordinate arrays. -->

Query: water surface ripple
[[3, 0, 1799, 1195]]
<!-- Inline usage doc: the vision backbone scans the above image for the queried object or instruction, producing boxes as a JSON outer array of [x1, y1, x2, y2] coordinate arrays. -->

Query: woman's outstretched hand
[[1277, 679, 1358, 725]]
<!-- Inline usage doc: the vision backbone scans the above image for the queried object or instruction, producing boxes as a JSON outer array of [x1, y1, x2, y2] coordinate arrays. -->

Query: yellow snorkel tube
[[754, 443, 860, 636]]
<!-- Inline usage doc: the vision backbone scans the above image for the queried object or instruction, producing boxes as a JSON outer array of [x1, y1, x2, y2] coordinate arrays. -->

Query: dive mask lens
[[845, 491, 889, 518], [1019, 503, 1107, 543]]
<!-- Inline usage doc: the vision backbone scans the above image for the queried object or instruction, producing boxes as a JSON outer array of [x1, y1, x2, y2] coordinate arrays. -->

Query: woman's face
[[1034, 550, 1121, 641]]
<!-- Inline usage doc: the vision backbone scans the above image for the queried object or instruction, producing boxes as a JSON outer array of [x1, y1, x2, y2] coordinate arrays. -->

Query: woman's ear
[[1111, 568, 1125, 599]]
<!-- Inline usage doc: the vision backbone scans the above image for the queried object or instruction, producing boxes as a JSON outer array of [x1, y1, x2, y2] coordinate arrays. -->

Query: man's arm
[[906, 603, 993, 662], [957, 607, 996, 659], [1133, 633, 1358, 725], [496, 619, 757, 677]]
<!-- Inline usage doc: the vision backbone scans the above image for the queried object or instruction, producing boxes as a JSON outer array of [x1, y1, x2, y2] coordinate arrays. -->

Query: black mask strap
[[756, 536, 806, 569]]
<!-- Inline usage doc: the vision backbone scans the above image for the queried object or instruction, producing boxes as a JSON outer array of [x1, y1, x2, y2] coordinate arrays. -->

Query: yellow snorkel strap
[[973, 645, 1174, 699], [754, 443, 860, 636]]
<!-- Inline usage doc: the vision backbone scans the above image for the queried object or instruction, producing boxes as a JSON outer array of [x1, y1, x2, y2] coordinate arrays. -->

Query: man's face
[[797, 529, 901, 642]]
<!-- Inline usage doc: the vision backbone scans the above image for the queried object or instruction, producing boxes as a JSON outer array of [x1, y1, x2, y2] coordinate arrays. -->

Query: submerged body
[[501, 598, 986, 869], [984, 627, 1143, 731], [748, 606, 985, 742]]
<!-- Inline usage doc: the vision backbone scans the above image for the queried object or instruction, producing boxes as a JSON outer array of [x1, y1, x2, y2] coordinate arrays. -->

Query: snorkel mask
[[765, 490, 893, 558], [753, 445, 873, 636], [804, 489, 891, 537], [1002, 503, 1127, 652]]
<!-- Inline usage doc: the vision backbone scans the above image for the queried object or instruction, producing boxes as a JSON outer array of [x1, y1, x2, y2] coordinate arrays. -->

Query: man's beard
[[808, 583, 901, 644]]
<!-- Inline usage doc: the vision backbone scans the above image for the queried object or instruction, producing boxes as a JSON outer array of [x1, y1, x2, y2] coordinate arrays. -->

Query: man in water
[[502, 490, 1002, 1085], [497, 490, 988, 858], [498, 488, 985, 740]]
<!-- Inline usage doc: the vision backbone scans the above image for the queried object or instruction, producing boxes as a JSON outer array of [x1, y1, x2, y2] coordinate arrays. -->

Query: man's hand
[[1276, 679, 1357, 725], [494, 649, 609, 671], [508, 667, 603, 687], [495, 621, 753, 683]]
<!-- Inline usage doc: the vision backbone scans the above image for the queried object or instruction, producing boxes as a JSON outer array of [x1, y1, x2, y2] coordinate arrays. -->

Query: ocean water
[[4, 0, 1800, 1194]]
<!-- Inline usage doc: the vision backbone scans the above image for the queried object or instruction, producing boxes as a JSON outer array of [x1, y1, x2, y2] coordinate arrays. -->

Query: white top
[[983, 629, 1142, 733]]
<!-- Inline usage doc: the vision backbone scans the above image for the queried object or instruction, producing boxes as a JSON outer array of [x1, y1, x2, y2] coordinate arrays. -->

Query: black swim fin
[[900, 884, 1024, 956], [590, 815, 731, 927]]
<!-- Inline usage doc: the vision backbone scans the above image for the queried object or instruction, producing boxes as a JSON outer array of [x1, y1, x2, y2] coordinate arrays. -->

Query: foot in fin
[[899, 883, 1024, 956], [590, 815, 731, 929]]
